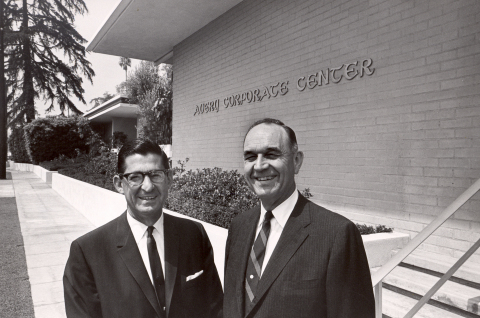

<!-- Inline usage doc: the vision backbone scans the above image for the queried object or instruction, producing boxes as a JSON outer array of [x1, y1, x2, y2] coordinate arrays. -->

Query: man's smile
[[138, 195, 157, 200], [254, 176, 276, 182]]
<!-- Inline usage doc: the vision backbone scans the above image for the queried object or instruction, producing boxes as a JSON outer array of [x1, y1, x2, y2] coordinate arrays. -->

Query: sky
[[37, 0, 141, 116]]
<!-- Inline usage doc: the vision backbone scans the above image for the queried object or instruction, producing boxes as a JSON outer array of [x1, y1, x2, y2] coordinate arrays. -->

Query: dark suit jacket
[[224, 194, 375, 318], [64, 212, 223, 318]]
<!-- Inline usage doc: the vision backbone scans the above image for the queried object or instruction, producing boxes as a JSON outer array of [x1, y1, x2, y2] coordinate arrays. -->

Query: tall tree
[[5, 0, 95, 126], [119, 57, 131, 82]]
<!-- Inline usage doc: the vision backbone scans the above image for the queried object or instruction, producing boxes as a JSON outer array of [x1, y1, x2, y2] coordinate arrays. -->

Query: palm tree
[[119, 57, 131, 81]]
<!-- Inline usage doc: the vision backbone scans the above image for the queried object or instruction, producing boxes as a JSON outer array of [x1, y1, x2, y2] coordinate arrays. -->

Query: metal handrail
[[372, 177, 480, 287], [372, 177, 480, 318], [404, 237, 480, 318]]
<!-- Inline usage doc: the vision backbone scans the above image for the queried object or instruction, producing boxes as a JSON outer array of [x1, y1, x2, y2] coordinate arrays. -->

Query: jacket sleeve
[[63, 240, 103, 318], [326, 222, 375, 318], [199, 224, 224, 318]]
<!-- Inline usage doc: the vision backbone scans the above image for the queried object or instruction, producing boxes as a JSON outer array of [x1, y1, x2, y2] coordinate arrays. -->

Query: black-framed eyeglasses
[[118, 169, 169, 186]]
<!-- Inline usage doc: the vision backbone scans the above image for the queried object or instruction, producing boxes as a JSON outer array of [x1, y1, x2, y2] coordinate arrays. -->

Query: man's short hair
[[117, 139, 169, 173], [244, 118, 298, 152]]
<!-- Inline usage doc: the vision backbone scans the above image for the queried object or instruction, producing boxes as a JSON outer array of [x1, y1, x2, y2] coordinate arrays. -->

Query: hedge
[[23, 116, 98, 164], [165, 167, 259, 228]]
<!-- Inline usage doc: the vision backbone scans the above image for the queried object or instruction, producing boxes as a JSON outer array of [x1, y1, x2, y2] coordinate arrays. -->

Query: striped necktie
[[244, 210, 274, 312]]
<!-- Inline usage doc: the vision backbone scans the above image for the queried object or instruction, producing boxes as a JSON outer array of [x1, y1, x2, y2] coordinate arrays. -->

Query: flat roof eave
[[86, 103, 138, 123], [86, 0, 243, 63]]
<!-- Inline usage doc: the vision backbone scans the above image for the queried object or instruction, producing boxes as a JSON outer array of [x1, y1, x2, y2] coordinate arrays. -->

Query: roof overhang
[[84, 95, 138, 123], [86, 0, 244, 64]]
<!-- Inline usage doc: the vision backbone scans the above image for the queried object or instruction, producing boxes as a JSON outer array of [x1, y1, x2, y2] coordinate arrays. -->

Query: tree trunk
[[22, 0, 35, 123]]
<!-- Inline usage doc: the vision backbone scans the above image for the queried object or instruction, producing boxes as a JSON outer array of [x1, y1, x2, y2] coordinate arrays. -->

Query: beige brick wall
[[172, 0, 480, 258]]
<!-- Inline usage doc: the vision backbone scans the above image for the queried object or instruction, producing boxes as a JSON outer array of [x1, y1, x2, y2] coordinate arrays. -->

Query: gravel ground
[[0, 172, 35, 318]]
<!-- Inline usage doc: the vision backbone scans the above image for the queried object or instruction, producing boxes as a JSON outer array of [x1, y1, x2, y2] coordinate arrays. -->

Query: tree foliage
[[118, 62, 172, 144], [117, 61, 159, 104], [5, 0, 95, 126], [7, 125, 31, 163], [89, 91, 116, 108], [118, 57, 131, 81]]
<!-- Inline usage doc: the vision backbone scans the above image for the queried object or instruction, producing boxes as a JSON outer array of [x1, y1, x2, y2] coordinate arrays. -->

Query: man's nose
[[141, 175, 155, 191], [254, 155, 268, 170]]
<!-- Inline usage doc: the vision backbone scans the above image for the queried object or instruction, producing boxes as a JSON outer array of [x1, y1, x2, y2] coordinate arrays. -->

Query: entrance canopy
[[83, 95, 137, 123], [86, 0, 243, 64]]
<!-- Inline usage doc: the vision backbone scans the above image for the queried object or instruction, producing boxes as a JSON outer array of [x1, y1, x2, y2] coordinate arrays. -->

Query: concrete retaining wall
[[51, 173, 127, 228], [32, 165, 58, 183], [14, 162, 34, 172]]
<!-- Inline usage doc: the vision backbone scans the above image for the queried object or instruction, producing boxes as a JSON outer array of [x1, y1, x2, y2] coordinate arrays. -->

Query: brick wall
[[172, 0, 480, 259]]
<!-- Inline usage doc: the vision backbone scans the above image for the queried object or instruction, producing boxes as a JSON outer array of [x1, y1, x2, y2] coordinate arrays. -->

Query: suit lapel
[[234, 207, 261, 317], [246, 195, 311, 316], [116, 212, 163, 317], [163, 213, 178, 317]]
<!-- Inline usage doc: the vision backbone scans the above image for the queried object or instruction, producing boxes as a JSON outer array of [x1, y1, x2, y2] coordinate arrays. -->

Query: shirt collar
[[126, 210, 164, 242], [260, 189, 298, 229]]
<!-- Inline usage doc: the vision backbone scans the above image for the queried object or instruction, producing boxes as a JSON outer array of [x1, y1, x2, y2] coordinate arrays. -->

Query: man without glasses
[[64, 139, 223, 318], [224, 118, 375, 317]]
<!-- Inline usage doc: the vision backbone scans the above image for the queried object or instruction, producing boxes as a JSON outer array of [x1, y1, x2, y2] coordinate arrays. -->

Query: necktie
[[147, 226, 166, 314], [244, 210, 274, 312]]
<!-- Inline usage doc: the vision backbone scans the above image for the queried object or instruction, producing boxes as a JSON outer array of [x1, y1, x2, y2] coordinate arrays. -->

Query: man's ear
[[113, 175, 125, 194], [294, 151, 304, 174], [166, 170, 173, 188]]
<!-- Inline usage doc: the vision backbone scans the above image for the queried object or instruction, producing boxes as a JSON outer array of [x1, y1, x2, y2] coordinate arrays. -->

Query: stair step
[[400, 249, 480, 285], [384, 265, 480, 316], [382, 289, 468, 318]]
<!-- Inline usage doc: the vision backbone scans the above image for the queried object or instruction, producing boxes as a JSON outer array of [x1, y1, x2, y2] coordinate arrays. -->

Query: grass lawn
[[0, 192, 35, 317]]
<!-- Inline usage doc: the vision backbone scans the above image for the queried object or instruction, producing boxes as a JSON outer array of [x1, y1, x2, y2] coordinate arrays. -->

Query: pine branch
[[4, 0, 93, 124]]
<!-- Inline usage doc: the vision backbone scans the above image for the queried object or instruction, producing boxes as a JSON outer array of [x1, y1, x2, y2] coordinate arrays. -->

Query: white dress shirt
[[255, 189, 298, 276], [127, 211, 165, 284]]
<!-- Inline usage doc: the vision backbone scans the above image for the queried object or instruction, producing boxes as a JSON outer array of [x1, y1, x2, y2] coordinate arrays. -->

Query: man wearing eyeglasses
[[63, 139, 223, 318]]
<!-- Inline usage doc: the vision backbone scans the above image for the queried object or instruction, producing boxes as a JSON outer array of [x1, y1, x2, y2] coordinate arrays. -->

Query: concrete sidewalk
[[8, 168, 95, 318]]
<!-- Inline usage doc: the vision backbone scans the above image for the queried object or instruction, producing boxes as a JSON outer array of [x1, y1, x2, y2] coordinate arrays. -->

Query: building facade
[[171, 0, 480, 261], [89, 0, 480, 261]]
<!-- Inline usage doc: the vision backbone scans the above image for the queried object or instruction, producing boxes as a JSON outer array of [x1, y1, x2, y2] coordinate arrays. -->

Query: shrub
[[166, 166, 258, 228], [55, 147, 117, 192], [8, 126, 31, 163], [301, 188, 313, 199], [355, 223, 393, 235], [39, 154, 85, 171], [82, 149, 118, 180], [23, 116, 97, 164]]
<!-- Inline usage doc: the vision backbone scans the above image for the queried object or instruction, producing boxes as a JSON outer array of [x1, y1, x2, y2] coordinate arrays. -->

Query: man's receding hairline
[[244, 121, 298, 151]]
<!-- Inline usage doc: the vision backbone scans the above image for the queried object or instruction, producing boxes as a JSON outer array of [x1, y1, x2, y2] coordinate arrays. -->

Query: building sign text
[[193, 58, 375, 116]]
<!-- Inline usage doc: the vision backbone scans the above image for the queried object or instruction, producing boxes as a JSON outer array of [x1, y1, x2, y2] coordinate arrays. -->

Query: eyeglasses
[[119, 169, 169, 186]]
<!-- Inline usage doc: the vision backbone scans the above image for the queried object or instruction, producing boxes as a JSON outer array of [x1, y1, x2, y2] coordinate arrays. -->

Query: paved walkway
[[6, 168, 95, 318]]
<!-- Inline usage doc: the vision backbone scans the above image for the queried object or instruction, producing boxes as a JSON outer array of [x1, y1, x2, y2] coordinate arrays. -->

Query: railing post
[[374, 281, 383, 318]]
